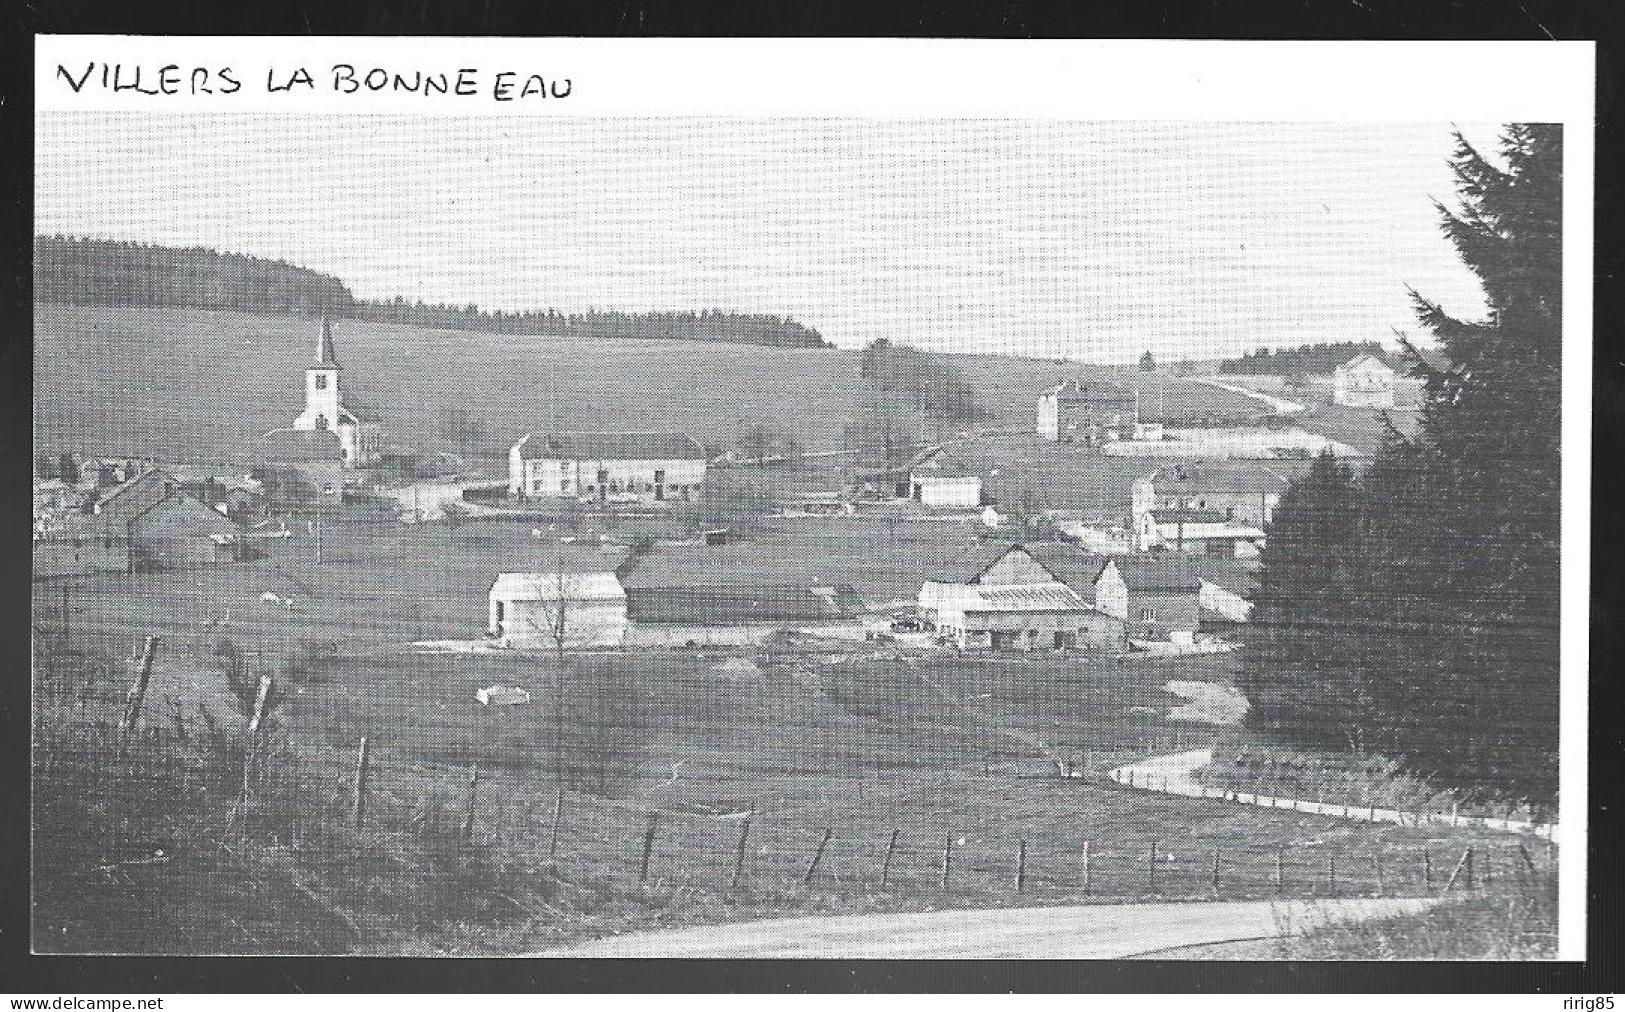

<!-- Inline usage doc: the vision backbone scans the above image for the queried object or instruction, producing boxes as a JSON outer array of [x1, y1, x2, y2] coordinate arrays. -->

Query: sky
[[34, 114, 1500, 362]]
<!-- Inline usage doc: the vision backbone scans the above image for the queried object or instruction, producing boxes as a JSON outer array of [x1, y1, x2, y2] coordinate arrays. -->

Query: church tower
[[297, 317, 343, 433], [291, 316, 382, 468]]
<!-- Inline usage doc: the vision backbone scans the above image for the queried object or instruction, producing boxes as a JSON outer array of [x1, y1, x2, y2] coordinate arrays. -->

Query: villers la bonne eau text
[[54, 62, 574, 101]]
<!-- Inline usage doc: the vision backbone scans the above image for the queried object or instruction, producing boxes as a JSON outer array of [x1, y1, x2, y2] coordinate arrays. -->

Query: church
[[290, 317, 383, 468]]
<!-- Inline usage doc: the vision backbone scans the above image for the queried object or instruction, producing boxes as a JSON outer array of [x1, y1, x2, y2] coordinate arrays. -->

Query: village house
[[37, 468, 243, 574], [488, 571, 629, 649], [254, 428, 345, 508], [1331, 352, 1397, 408], [508, 431, 706, 504], [292, 317, 384, 468], [1092, 556, 1205, 644], [918, 542, 1124, 652], [1136, 507, 1267, 558], [1197, 563, 1258, 628], [1130, 462, 1290, 550], [909, 457, 983, 509], [1036, 379, 1138, 445]]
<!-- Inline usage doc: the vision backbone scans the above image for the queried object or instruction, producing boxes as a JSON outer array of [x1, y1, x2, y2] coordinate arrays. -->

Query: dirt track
[[541, 897, 1439, 958]]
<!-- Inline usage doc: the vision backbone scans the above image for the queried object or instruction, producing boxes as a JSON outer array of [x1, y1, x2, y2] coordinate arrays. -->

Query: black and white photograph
[[27, 38, 1592, 964]]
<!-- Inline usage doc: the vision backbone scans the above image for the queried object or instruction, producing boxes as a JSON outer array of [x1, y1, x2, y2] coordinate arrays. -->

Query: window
[[314, 374, 328, 390], [560, 479, 570, 492], [1139, 607, 1155, 623], [532, 480, 544, 493], [315, 414, 328, 430]]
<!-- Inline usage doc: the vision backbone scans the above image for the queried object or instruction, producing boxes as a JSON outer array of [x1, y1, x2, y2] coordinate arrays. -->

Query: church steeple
[[315, 315, 342, 369]]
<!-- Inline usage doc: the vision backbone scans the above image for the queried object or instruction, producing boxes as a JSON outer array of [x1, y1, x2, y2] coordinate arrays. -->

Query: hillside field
[[33, 304, 1261, 466]]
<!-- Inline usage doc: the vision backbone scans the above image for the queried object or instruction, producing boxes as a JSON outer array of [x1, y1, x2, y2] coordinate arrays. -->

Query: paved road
[[1108, 748, 1558, 842], [542, 898, 1439, 958]]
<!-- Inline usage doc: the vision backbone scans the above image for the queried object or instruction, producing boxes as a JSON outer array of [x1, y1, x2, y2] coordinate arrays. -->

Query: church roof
[[514, 431, 707, 461], [258, 428, 344, 463], [310, 317, 343, 370]]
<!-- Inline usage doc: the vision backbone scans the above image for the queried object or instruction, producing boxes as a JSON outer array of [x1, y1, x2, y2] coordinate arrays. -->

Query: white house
[[1131, 463, 1288, 550], [1332, 353, 1397, 408], [292, 318, 383, 468], [918, 542, 1124, 652], [910, 459, 982, 508], [1136, 508, 1267, 559], [488, 571, 628, 648], [508, 431, 706, 504]]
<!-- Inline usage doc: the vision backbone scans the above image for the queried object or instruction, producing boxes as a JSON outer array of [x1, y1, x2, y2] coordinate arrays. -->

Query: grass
[[34, 303, 1260, 466], [1274, 876, 1559, 959]]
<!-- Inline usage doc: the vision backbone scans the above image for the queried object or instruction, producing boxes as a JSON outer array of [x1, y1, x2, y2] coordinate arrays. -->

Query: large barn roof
[[1041, 378, 1137, 404], [490, 571, 626, 603], [625, 584, 864, 624], [514, 431, 706, 461], [1145, 462, 1292, 495]]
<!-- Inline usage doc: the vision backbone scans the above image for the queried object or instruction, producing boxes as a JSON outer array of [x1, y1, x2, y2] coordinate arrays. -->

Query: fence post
[[351, 736, 370, 829], [940, 836, 953, 890], [1518, 843, 1538, 876], [1082, 840, 1092, 896], [461, 764, 480, 843], [1465, 847, 1476, 890], [639, 810, 660, 883], [1372, 852, 1385, 897], [1443, 847, 1471, 893], [1148, 840, 1158, 893], [1482, 847, 1493, 888], [731, 816, 752, 891], [1275, 846, 1285, 895], [548, 787, 565, 862], [879, 828, 899, 889], [1327, 851, 1337, 896], [118, 635, 160, 736], [1423, 847, 1433, 893], [1015, 839, 1027, 893], [804, 827, 833, 885], [1211, 846, 1221, 896]]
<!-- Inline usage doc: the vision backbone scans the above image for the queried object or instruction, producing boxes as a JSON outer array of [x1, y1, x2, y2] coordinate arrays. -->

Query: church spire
[[315, 316, 341, 368]]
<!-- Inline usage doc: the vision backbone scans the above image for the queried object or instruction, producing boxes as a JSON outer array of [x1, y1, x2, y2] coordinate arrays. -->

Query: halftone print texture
[[33, 114, 1561, 958]]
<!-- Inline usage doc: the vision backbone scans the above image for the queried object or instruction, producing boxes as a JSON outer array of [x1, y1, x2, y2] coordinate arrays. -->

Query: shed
[[488, 571, 628, 649]]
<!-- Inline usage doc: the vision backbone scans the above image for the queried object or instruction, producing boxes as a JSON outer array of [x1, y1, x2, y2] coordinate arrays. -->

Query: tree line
[[33, 235, 831, 350], [1244, 125, 1562, 806], [1218, 341, 1393, 376]]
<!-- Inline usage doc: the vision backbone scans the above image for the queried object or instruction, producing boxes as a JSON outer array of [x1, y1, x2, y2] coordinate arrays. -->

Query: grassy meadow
[[33, 303, 1260, 465]]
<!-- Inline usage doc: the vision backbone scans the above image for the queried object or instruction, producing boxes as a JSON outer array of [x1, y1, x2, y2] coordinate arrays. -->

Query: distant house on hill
[[254, 428, 344, 508], [488, 571, 628, 649], [508, 431, 706, 504], [1131, 462, 1290, 550], [909, 457, 983, 509], [1332, 353, 1397, 408], [291, 317, 383, 468], [1137, 508, 1267, 559], [1036, 379, 1138, 445], [918, 541, 1124, 652]]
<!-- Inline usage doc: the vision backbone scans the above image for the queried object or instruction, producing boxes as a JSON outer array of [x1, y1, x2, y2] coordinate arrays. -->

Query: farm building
[[910, 458, 983, 508], [1093, 556, 1204, 643], [508, 431, 706, 504], [1130, 461, 1290, 549], [488, 571, 628, 649], [1136, 508, 1266, 558], [624, 583, 867, 646], [1036, 379, 1137, 445], [46, 468, 242, 573], [1198, 565, 1257, 627], [1332, 352, 1397, 408], [254, 428, 345, 508], [918, 542, 1125, 652], [292, 317, 384, 468]]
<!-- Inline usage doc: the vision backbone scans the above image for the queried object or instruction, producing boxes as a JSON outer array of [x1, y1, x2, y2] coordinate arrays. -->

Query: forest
[[1217, 341, 1392, 376], [33, 235, 832, 350]]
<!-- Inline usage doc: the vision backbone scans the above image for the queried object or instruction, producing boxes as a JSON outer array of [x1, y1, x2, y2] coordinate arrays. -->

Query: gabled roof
[[491, 571, 626, 603], [312, 316, 342, 369], [1103, 556, 1206, 593], [1148, 508, 1230, 525], [257, 428, 344, 463], [957, 582, 1093, 614], [94, 468, 180, 518], [514, 431, 706, 461], [1041, 378, 1137, 404], [625, 583, 864, 623], [1335, 352, 1396, 375]]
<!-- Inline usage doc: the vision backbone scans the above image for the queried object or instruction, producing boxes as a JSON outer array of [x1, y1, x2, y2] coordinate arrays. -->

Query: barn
[[488, 571, 629, 649]]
